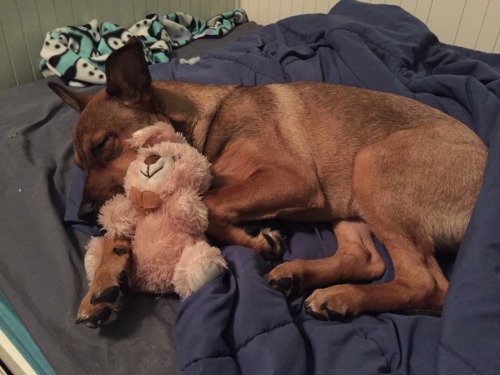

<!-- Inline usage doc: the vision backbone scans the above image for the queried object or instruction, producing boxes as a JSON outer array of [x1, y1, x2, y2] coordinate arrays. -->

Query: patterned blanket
[[39, 9, 247, 87]]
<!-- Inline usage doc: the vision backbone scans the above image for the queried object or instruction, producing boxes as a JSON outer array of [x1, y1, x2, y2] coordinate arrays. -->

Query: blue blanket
[[69, 1, 500, 374]]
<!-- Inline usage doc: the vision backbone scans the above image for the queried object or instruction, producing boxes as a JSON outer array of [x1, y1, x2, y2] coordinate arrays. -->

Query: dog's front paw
[[79, 236, 132, 328], [76, 304, 114, 329], [304, 285, 361, 320], [77, 270, 129, 328]]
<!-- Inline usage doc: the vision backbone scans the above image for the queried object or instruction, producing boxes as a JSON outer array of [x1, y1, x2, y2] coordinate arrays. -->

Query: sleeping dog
[[50, 37, 486, 326]]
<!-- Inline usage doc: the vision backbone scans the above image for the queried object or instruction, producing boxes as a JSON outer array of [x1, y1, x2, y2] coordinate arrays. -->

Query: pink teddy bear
[[83, 122, 227, 311]]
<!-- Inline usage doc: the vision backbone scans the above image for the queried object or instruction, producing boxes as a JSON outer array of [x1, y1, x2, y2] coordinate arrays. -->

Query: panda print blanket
[[39, 9, 247, 87]]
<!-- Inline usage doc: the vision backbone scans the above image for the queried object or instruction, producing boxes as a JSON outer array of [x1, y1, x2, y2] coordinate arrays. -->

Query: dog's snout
[[144, 154, 160, 165], [78, 202, 98, 223]]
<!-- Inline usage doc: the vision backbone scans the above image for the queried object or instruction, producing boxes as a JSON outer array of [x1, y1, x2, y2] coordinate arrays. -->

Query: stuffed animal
[[83, 122, 227, 303]]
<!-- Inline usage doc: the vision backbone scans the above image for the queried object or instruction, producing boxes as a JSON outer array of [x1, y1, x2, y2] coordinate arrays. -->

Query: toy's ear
[[128, 122, 179, 149], [105, 36, 152, 104], [129, 187, 162, 212]]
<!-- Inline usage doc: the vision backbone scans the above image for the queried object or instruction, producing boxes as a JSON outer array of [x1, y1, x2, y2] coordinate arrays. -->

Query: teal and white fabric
[[40, 9, 248, 87]]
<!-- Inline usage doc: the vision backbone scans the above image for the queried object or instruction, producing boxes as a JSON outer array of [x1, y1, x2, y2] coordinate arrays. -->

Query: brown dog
[[50, 37, 486, 326]]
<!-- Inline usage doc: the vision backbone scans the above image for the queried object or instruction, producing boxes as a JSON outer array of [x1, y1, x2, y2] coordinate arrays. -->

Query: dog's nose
[[78, 202, 98, 223]]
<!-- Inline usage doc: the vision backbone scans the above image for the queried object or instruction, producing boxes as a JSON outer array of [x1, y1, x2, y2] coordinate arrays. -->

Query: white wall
[[241, 0, 500, 53]]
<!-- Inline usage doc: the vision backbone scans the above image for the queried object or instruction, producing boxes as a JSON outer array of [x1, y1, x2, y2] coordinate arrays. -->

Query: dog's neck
[[152, 82, 237, 153]]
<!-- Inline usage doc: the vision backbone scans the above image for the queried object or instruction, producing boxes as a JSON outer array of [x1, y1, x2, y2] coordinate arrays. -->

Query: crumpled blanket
[[39, 9, 247, 87]]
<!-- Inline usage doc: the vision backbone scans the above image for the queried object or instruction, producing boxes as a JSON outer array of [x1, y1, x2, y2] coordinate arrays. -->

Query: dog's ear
[[105, 37, 152, 104], [48, 81, 93, 113]]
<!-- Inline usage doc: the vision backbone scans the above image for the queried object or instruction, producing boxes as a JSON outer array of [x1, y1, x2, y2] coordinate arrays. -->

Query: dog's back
[[207, 82, 486, 230]]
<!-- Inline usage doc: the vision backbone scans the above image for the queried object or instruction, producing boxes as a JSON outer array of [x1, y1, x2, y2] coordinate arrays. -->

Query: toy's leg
[[204, 168, 325, 259], [173, 241, 227, 299], [77, 236, 131, 328]]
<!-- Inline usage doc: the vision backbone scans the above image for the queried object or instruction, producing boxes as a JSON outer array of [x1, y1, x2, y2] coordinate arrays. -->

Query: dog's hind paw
[[266, 275, 301, 298], [305, 285, 359, 320], [264, 260, 305, 297]]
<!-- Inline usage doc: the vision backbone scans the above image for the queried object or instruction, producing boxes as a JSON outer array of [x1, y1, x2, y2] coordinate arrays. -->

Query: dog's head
[[49, 37, 161, 222]]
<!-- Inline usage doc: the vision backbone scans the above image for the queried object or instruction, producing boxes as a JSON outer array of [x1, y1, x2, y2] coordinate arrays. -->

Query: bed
[[1, 1, 499, 374]]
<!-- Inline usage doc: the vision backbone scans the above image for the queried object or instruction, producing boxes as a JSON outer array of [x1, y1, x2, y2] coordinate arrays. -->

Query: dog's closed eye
[[92, 135, 111, 156]]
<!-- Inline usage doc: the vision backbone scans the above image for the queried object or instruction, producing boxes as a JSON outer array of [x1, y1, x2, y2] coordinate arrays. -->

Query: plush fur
[[84, 122, 226, 307]]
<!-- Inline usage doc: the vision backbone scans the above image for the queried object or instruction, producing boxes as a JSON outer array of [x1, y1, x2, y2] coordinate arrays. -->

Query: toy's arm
[[174, 192, 209, 236], [98, 194, 137, 240]]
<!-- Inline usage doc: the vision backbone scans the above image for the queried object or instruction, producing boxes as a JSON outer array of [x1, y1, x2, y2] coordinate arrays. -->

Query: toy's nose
[[144, 154, 160, 165], [140, 154, 164, 178]]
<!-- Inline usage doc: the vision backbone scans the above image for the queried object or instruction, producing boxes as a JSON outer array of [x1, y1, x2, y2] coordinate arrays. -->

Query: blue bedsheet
[[69, 0, 500, 373]]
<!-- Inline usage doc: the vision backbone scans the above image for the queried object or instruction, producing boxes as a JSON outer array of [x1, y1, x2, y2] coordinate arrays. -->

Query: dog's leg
[[265, 223, 447, 319], [264, 221, 386, 296], [77, 236, 131, 328], [304, 236, 448, 319], [303, 125, 483, 319], [204, 169, 325, 259]]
